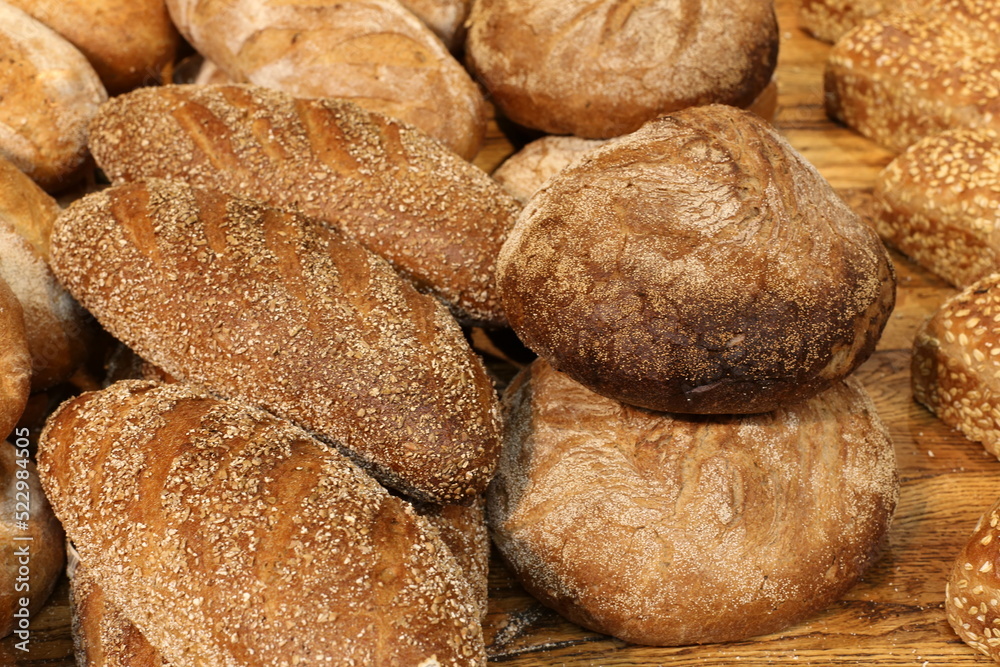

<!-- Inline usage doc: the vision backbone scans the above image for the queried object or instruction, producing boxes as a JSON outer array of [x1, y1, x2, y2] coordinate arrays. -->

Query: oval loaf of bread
[[166, 0, 486, 159], [5, 0, 179, 95], [88, 84, 519, 328], [465, 0, 778, 138], [0, 3, 107, 191], [489, 359, 898, 646], [39, 380, 485, 666], [497, 105, 896, 414], [49, 179, 502, 503]]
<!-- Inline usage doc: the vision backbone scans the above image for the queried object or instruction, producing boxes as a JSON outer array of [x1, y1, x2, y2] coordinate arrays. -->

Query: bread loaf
[[39, 380, 485, 666], [497, 105, 896, 414], [489, 359, 898, 646], [4, 0, 179, 95], [166, 0, 486, 159], [465, 0, 778, 138], [946, 496, 1000, 662], [493, 136, 610, 204], [0, 278, 29, 440], [88, 84, 519, 327], [0, 439, 65, 638], [825, 6, 1000, 153], [799, 0, 891, 42], [0, 157, 91, 390], [50, 179, 502, 503], [0, 3, 107, 191], [912, 273, 1000, 457]]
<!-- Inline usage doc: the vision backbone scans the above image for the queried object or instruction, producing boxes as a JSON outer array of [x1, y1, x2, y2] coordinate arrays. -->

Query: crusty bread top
[[0, 3, 106, 191], [0, 156, 61, 259], [39, 380, 484, 666], [50, 179, 502, 503], [946, 496, 1000, 662], [166, 0, 485, 159], [88, 84, 519, 327]]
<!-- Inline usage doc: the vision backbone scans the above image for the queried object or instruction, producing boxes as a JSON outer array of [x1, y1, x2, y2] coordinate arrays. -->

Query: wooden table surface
[[4, 0, 997, 665]]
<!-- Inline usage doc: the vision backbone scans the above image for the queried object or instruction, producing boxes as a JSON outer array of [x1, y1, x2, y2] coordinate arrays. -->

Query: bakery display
[[166, 0, 485, 159], [465, 0, 778, 138], [0, 2, 107, 191], [497, 104, 895, 414], [39, 380, 485, 666], [49, 179, 502, 504], [4, 0, 179, 95], [946, 496, 1000, 662], [88, 84, 519, 328], [872, 128, 1000, 289], [489, 359, 898, 646]]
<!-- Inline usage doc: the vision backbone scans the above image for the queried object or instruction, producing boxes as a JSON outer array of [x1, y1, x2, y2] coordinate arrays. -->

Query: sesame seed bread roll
[[489, 359, 898, 646], [497, 105, 896, 415], [39, 380, 485, 666], [4, 0, 180, 95], [492, 136, 611, 205], [165, 0, 486, 159], [465, 0, 778, 139], [799, 0, 891, 43], [946, 496, 1000, 661], [0, 3, 107, 191], [873, 129, 1000, 290], [912, 274, 1000, 458], [825, 6, 1000, 153], [0, 157, 91, 391], [0, 441, 65, 638], [49, 179, 502, 503], [88, 84, 519, 328], [398, 0, 470, 51], [0, 277, 29, 439]]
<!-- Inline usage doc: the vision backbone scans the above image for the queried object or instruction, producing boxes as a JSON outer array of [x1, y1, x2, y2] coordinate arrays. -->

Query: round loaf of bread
[[497, 105, 896, 414], [946, 497, 1000, 661], [0, 3, 107, 191], [0, 277, 29, 439], [488, 359, 898, 646], [465, 0, 778, 138]]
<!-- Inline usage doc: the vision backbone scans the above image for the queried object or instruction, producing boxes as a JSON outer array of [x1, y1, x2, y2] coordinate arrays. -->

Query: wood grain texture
[[4, 0, 997, 663]]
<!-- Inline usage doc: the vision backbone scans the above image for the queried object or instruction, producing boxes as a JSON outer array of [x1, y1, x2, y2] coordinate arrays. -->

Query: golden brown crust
[[873, 128, 1000, 289], [88, 84, 519, 327], [4, 0, 179, 95], [497, 105, 896, 414], [489, 359, 898, 646], [0, 278, 29, 439], [946, 497, 1000, 661], [465, 0, 778, 138], [825, 6, 1000, 153], [799, 0, 890, 42], [0, 441, 65, 637], [166, 0, 485, 159], [0, 3, 107, 191], [912, 273, 1000, 457], [399, 0, 471, 51], [38, 381, 485, 666], [50, 180, 501, 503]]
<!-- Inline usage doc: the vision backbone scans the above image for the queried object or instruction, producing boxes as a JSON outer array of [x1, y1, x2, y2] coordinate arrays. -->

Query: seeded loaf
[[39, 380, 485, 666], [825, 5, 1000, 153], [0, 3, 107, 191], [166, 0, 485, 159], [88, 84, 519, 328], [912, 273, 1000, 458], [465, 0, 778, 138], [799, 0, 891, 43], [50, 179, 502, 504], [4, 0, 179, 95], [497, 105, 896, 414], [0, 278, 29, 440], [489, 359, 898, 646], [946, 496, 1000, 662]]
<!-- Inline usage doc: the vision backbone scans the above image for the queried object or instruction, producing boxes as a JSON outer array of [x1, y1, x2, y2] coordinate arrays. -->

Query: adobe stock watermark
[[11, 427, 34, 653]]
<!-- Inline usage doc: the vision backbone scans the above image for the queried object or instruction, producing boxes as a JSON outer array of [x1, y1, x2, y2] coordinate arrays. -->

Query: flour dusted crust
[[39, 381, 485, 665], [166, 0, 485, 159], [465, 0, 778, 138], [489, 359, 898, 646], [49, 180, 502, 503], [0, 3, 107, 191], [399, 0, 471, 51], [5, 0, 179, 95], [497, 105, 896, 414], [492, 136, 610, 205], [946, 497, 1000, 661], [912, 274, 1000, 458], [873, 128, 1000, 289], [0, 278, 29, 439], [88, 84, 519, 327]]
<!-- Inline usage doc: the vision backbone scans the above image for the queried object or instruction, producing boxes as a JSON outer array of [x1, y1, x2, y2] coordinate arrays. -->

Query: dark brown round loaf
[[488, 359, 899, 646], [465, 0, 778, 138], [496, 104, 896, 414]]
